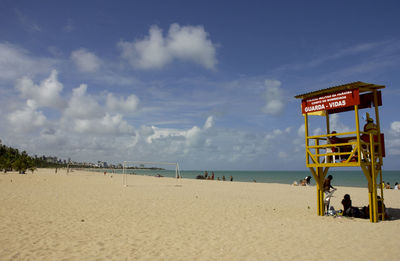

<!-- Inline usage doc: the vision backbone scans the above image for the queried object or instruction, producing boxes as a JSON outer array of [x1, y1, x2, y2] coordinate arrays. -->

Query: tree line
[[0, 140, 66, 173]]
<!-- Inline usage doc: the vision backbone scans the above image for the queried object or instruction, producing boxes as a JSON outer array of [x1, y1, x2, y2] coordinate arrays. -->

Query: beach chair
[[325, 146, 341, 163]]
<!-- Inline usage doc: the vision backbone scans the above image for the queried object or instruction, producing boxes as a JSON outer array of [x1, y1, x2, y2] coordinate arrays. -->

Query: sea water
[[95, 168, 400, 188]]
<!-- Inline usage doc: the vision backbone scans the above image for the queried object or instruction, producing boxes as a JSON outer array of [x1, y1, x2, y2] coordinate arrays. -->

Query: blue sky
[[1, 0, 400, 170]]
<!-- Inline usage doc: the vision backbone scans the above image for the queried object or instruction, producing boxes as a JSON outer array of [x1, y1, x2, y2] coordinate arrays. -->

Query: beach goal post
[[122, 161, 181, 187]]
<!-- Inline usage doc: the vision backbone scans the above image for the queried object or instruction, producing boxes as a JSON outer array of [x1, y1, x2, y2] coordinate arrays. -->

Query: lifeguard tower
[[295, 81, 385, 222]]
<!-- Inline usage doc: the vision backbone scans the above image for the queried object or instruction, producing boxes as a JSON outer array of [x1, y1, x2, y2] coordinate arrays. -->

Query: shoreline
[[81, 167, 400, 188]]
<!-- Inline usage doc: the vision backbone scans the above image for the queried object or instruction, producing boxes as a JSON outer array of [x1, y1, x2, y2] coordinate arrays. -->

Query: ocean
[[91, 168, 400, 188]]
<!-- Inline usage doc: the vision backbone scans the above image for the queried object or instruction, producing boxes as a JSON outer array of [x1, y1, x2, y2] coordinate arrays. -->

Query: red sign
[[301, 89, 360, 114]]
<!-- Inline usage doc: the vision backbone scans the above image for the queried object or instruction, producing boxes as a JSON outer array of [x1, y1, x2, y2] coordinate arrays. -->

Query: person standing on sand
[[323, 175, 335, 192], [230, 176, 233, 181], [323, 175, 336, 214], [211, 172, 214, 180]]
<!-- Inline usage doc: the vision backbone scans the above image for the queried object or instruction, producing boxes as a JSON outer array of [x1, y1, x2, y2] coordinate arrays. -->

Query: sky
[[1, 0, 400, 170]]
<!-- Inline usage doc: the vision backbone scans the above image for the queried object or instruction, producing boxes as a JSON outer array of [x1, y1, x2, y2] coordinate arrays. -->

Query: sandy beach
[[1, 168, 399, 260]]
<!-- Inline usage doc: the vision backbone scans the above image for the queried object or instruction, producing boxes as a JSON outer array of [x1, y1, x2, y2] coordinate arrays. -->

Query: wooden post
[[370, 133, 378, 222], [309, 167, 324, 216]]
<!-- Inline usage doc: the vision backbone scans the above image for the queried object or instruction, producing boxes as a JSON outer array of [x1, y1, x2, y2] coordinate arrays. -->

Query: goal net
[[122, 161, 181, 186]]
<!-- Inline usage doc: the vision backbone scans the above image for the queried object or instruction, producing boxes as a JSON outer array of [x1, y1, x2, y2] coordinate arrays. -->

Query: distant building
[[45, 156, 58, 164], [97, 161, 108, 168]]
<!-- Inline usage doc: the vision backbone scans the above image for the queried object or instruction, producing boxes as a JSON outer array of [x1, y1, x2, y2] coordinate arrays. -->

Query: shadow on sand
[[386, 208, 400, 221]]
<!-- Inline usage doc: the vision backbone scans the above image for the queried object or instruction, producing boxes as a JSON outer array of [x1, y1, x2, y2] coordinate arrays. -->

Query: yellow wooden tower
[[295, 82, 385, 222]]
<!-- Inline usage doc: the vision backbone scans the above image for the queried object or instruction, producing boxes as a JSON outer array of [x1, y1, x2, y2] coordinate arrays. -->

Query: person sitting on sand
[[305, 176, 312, 185], [299, 176, 311, 186], [341, 194, 352, 215], [394, 182, 399, 190], [385, 182, 391, 189], [341, 194, 360, 217]]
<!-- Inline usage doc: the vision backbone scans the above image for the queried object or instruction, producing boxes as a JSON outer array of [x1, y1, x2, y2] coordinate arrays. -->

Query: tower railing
[[305, 131, 381, 168]]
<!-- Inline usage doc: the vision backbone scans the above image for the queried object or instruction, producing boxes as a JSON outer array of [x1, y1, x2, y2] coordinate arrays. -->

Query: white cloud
[[262, 79, 285, 115], [119, 25, 170, 70], [7, 100, 46, 132], [265, 129, 283, 141], [73, 113, 134, 135], [185, 126, 204, 147], [70, 48, 102, 73], [329, 114, 351, 133], [15, 70, 65, 109], [61, 83, 136, 136], [278, 151, 288, 159], [203, 116, 214, 129], [144, 116, 215, 148], [387, 121, 400, 155], [312, 127, 323, 136], [167, 23, 217, 69], [118, 23, 217, 70], [106, 93, 140, 113], [64, 84, 103, 119], [15, 9, 42, 33], [0, 66, 306, 169], [0, 43, 56, 81], [292, 124, 306, 153], [297, 124, 305, 137], [390, 121, 400, 135]]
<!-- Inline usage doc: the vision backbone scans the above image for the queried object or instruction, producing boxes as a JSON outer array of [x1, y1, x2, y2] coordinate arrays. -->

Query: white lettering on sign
[[301, 89, 359, 114], [304, 104, 326, 112]]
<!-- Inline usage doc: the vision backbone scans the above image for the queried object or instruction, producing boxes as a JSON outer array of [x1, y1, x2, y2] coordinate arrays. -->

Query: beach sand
[[1, 168, 399, 260]]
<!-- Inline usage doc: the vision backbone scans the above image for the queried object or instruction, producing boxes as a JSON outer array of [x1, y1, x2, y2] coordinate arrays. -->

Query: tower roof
[[294, 81, 385, 100]]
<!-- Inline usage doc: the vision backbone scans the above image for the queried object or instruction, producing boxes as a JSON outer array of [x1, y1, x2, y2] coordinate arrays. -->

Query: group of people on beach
[[196, 171, 233, 182], [324, 175, 391, 219], [380, 181, 400, 190], [294, 174, 392, 219], [340, 193, 388, 219], [292, 176, 312, 186]]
